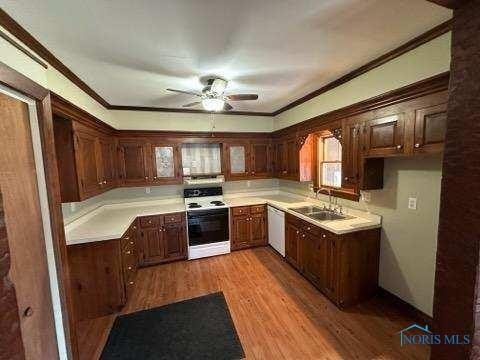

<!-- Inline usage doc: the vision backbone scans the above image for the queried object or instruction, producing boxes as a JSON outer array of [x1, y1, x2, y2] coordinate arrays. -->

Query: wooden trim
[[0, 7, 451, 117], [108, 105, 273, 117], [377, 287, 433, 327], [0, 29, 47, 68], [116, 129, 271, 140], [51, 92, 115, 135], [273, 71, 450, 138], [0, 62, 77, 359], [0, 61, 48, 100], [426, 0, 468, 9], [272, 20, 452, 116]]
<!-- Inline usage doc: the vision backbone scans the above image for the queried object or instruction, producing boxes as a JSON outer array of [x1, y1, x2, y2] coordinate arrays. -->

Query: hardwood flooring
[[77, 247, 429, 360]]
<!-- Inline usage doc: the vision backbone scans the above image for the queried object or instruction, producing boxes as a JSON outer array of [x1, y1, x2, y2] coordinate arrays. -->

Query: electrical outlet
[[362, 191, 371, 202], [408, 197, 417, 210], [145, 187, 151, 194], [246, 180, 251, 188], [70, 203, 76, 212]]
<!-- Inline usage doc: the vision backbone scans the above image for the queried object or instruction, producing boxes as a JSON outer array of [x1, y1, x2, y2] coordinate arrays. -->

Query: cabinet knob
[[414, 143, 421, 148], [23, 307, 33, 317], [322, 234, 326, 238], [396, 144, 403, 150], [103, 180, 107, 184], [133, 226, 137, 230], [98, 182, 102, 186], [344, 177, 349, 181], [130, 241, 134, 245], [145, 176, 149, 180], [124, 236, 130, 240], [128, 266, 132, 270], [129, 281, 134, 285], [296, 230, 299, 234], [307, 227, 311, 231], [125, 251, 131, 255], [154, 176, 157, 180], [302, 234, 306, 238]]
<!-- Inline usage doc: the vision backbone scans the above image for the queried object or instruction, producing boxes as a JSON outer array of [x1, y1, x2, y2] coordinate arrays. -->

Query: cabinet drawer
[[302, 221, 322, 237], [250, 204, 266, 214], [164, 213, 183, 224], [232, 206, 250, 216], [139, 216, 160, 228]]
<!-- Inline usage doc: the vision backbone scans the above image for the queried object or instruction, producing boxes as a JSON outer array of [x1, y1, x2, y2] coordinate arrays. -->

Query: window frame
[[319, 135, 342, 189]]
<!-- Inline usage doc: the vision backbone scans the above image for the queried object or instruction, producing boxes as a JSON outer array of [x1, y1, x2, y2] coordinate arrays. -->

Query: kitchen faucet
[[315, 187, 343, 214]]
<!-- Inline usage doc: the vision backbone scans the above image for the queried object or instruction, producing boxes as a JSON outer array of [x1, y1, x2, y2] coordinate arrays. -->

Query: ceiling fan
[[167, 78, 258, 112]]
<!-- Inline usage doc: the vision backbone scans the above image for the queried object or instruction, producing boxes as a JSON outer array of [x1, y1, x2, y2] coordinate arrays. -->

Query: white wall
[[274, 33, 451, 130]]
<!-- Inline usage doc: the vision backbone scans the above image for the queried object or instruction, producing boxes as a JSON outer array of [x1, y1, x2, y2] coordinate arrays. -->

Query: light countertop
[[64, 191, 381, 246]]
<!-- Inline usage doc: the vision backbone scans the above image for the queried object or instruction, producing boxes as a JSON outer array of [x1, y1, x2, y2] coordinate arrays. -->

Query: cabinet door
[[74, 131, 101, 198], [231, 214, 251, 250], [151, 144, 182, 184], [225, 143, 250, 179], [163, 222, 187, 260], [99, 138, 117, 190], [363, 114, 405, 157], [414, 103, 447, 154], [275, 141, 286, 177], [286, 138, 299, 179], [141, 228, 164, 265], [250, 212, 267, 246], [320, 234, 337, 301], [285, 222, 301, 270], [302, 232, 322, 287], [342, 122, 361, 189], [250, 141, 271, 177], [118, 141, 150, 185]]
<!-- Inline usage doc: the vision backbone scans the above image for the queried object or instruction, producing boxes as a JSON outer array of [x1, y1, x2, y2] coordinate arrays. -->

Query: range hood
[[183, 174, 225, 185]]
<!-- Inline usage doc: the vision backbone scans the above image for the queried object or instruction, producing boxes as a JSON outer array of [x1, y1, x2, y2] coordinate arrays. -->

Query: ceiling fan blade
[[182, 101, 201, 108], [226, 94, 258, 101], [166, 88, 202, 97], [223, 102, 233, 111]]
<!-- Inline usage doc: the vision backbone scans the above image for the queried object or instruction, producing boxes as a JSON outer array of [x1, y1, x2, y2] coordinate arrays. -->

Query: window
[[320, 136, 342, 188]]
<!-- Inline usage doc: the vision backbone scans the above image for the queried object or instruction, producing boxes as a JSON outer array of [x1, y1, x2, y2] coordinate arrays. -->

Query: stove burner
[[211, 201, 225, 206], [188, 203, 202, 208]]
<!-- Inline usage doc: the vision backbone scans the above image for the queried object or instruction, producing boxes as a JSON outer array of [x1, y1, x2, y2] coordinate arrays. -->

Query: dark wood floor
[[77, 247, 429, 360]]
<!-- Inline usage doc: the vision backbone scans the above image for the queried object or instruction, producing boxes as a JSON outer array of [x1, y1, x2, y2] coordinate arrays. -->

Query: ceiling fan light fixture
[[202, 98, 225, 112]]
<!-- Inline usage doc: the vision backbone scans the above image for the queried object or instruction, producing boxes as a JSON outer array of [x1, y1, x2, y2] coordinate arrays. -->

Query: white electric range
[[184, 187, 230, 260]]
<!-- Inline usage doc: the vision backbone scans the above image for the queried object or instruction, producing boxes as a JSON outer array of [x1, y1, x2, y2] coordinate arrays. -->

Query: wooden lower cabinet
[[138, 212, 187, 266], [68, 221, 139, 320], [231, 205, 268, 250], [285, 213, 380, 307]]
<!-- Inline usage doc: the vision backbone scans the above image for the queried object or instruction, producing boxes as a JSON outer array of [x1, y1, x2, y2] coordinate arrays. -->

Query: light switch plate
[[145, 187, 151, 194], [408, 197, 417, 210]]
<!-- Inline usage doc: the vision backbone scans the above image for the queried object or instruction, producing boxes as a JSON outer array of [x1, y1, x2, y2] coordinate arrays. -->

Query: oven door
[[187, 208, 229, 246]]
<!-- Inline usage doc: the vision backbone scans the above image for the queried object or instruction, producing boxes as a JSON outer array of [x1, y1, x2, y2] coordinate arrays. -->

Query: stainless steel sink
[[290, 206, 353, 221]]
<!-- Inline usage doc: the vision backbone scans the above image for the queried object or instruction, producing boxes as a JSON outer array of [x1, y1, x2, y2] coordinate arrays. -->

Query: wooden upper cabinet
[[250, 140, 271, 177], [363, 114, 405, 157], [274, 135, 314, 181], [151, 143, 182, 184], [225, 142, 250, 179], [285, 138, 299, 179], [118, 140, 150, 186], [74, 131, 102, 198], [342, 121, 361, 189], [98, 137, 117, 190], [274, 141, 286, 177], [414, 103, 447, 154]]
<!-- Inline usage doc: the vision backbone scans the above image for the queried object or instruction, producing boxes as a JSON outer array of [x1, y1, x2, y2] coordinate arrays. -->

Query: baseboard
[[377, 287, 433, 326]]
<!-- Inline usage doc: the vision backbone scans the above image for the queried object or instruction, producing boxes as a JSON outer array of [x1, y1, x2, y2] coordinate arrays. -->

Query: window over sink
[[319, 135, 342, 188]]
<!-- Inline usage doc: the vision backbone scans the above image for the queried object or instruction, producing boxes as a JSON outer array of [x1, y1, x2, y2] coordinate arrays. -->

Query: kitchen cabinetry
[[230, 205, 268, 250], [284, 213, 380, 307], [413, 103, 447, 154], [274, 134, 315, 181], [53, 117, 117, 202], [118, 140, 150, 186], [363, 114, 405, 157], [224, 141, 273, 180], [67, 221, 139, 320], [138, 212, 187, 266], [151, 143, 182, 184]]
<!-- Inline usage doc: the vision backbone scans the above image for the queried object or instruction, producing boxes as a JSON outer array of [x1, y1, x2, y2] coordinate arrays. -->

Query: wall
[[62, 178, 278, 224], [113, 110, 273, 132], [274, 33, 452, 131], [279, 155, 443, 316]]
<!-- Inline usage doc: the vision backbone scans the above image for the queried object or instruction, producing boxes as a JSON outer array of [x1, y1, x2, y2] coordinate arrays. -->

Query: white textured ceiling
[[0, 0, 451, 112]]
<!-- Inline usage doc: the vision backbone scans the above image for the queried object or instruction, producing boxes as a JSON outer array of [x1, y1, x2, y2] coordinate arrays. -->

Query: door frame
[[0, 61, 77, 359]]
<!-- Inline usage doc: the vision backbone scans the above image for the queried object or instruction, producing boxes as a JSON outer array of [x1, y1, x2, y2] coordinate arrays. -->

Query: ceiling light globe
[[202, 98, 225, 112]]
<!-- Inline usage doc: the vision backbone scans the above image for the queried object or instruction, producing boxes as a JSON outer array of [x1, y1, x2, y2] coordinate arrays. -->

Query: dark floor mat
[[100, 292, 245, 360]]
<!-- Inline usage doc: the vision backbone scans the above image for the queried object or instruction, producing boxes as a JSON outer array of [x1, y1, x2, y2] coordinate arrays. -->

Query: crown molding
[[426, 0, 468, 9], [0, 7, 451, 117]]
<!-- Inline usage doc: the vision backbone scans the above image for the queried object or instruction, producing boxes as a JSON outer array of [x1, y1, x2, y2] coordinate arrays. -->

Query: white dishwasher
[[267, 206, 285, 256]]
